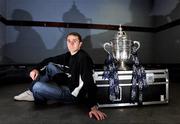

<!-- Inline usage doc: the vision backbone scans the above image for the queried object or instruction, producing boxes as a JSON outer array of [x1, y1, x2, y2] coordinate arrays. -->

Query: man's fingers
[[30, 70, 39, 80], [98, 111, 106, 120], [102, 112, 107, 118], [89, 112, 92, 118], [89, 111, 100, 120], [32, 73, 37, 80], [94, 112, 100, 120]]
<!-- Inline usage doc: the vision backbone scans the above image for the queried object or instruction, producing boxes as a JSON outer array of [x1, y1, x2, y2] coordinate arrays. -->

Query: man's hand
[[30, 69, 39, 80], [89, 105, 107, 120]]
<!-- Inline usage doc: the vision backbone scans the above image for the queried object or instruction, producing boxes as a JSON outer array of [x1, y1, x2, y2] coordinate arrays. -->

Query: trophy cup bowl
[[118, 40, 140, 70], [104, 39, 140, 70]]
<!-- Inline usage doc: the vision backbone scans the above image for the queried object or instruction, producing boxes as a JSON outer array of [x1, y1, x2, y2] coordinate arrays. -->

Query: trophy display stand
[[94, 69, 169, 108]]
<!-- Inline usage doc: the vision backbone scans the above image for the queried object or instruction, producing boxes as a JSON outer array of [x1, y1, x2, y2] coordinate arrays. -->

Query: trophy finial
[[117, 24, 127, 39], [118, 24, 123, 37]]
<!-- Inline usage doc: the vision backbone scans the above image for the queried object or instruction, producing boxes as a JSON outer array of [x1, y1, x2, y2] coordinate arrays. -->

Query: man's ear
[[79, 42, 83, 47]]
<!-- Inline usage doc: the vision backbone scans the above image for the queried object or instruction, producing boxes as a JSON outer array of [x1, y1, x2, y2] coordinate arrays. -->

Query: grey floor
[[0, 82, 180, 124]]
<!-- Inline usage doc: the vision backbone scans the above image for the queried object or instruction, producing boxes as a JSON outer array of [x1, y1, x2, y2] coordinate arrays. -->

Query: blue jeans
[[30, 62, 76, 105]]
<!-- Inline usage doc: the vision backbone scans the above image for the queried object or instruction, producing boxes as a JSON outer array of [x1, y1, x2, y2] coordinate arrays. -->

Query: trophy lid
[[115, 24, 127, 40]]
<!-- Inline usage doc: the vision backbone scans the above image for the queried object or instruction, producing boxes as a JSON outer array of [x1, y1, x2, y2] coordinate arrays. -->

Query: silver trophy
[[103, 25, 140, 70]]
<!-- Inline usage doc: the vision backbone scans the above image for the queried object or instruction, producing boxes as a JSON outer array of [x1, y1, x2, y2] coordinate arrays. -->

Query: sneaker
[[14, 90, 34, 101]]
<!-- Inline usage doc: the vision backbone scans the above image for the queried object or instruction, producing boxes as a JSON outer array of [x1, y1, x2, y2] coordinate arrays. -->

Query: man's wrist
[[91, 105, 98, 111]]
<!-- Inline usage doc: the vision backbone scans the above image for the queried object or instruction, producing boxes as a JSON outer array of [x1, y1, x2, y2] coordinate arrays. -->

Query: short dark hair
[[66, 32, 82, 42]]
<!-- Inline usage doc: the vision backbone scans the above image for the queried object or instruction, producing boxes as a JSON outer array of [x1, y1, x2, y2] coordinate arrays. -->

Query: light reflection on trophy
[[103, 24, 140, 70]]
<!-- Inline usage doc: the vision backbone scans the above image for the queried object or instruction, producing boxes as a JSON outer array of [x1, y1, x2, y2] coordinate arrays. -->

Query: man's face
[[67, 35, 82, 55]]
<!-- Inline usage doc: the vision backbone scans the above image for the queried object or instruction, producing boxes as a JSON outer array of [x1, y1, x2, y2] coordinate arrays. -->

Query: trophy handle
[[133, 41, 140, 51], [103, 42, 112, 54]]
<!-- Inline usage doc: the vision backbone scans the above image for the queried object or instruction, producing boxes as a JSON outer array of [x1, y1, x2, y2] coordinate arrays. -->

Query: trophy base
[[118, 61, 129, 70]]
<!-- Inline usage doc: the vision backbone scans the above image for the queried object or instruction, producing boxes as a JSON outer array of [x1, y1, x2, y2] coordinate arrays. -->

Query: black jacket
[[34, 49, 97, 108]]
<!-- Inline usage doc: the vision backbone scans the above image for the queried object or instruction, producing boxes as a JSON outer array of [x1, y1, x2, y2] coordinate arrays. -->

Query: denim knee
[[32, 82, 47, 104], [46, 62, 54, 68], [32, 81, 43, 93], [45, 62, 61, 75], [46, 62, 59, 71]]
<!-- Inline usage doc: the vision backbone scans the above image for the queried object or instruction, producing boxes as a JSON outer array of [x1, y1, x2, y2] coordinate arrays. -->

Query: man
[[14, 32, 107, 120]]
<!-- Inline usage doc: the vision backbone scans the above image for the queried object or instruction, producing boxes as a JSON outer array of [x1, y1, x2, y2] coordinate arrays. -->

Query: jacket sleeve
[[34, 52, 70, 72], [80, 55, 98, 109]]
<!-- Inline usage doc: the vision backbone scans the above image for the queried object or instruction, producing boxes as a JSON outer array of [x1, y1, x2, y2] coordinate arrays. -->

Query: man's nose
[[70, 41, 75, 45]]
